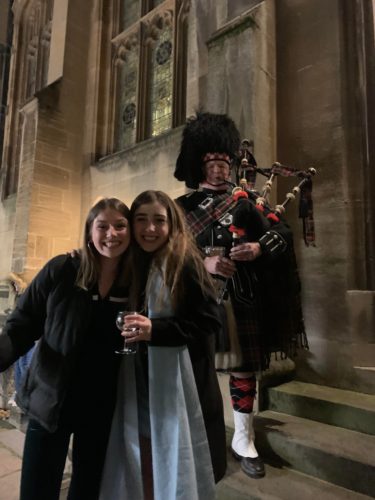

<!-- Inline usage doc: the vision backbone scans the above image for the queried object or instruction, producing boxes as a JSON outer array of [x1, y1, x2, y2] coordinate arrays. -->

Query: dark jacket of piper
[[176, 187, 306, 373]]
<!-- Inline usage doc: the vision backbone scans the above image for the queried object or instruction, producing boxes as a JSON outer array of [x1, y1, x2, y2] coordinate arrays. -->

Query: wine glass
[[204, 246, 228, 304], [115, 311, 139, 355]]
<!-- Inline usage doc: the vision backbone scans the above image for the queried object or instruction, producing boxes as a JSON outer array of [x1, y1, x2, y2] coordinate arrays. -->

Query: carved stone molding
[[26, 35, 38, 60], [113, 31, 139, 66], [41, 20, 52, 47], [143, 9, 173, 47], [19, 96, 38, 117], [178, 0, 191, 22]]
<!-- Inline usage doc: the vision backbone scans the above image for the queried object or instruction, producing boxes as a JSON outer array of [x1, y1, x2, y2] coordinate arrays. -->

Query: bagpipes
[[229, 139, 317, 246], [209, 140, 316, 305]]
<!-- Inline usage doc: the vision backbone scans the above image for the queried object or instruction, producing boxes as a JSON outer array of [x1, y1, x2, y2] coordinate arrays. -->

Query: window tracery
[[114, 30, 140, 149], [2, 0, 54, 198], [110, 0, 189, 151]]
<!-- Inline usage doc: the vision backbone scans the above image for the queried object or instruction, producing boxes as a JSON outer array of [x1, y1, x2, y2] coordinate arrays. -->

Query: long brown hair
[[129, 190, 214, 309], [76, 197, 130, 290]]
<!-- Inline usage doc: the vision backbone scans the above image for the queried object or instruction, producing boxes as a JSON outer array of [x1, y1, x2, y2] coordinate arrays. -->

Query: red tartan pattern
[[186, 193, 236, 238], [222, 258, 308, 373], [229, 292, 267, 372], [229, 375, 257, 413], [203, 152, 231, 164], [303, 210, 315, 246]]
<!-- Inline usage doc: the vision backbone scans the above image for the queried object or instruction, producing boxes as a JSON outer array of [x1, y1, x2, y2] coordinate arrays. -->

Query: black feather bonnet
[[174, 112, 241, 189]]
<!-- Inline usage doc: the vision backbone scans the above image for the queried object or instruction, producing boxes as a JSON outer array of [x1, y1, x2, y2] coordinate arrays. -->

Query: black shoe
[[231, 448, 266, 479]]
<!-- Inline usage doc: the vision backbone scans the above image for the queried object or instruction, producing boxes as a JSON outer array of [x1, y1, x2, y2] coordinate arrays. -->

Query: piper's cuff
[[258, 230, 287, 257]]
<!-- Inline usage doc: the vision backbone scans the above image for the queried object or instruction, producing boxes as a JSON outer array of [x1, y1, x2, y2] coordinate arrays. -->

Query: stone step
[[264, 381, 375, 436], [217, 449, 374, 500], [254, 410, 375, 498]]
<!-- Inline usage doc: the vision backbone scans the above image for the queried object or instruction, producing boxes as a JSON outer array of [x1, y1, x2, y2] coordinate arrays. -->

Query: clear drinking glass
[[204, 246, 228, 304], [115, 311, 139, 355]]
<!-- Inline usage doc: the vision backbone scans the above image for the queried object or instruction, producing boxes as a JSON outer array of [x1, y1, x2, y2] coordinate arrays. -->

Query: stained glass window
[[120, 0, 141, 31], [117, 44, 139, 150], [111, 0, 187, 150], [148, 25, 173, 137]]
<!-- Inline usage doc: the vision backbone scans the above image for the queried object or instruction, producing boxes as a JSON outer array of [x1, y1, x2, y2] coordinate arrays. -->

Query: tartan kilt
[[215, 285, 268, 373], [215, 251, 307, 373]]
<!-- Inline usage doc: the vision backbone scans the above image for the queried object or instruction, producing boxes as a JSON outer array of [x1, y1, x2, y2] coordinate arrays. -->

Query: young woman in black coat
[[0, 198, 131, 500]]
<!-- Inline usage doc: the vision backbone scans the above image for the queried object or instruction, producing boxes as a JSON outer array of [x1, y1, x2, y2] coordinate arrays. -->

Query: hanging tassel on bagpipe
[[234, 139, 317, 246]]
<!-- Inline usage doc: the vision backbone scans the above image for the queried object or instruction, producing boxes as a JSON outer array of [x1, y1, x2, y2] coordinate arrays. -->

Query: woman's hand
[[229, 242, 262, 262], [204, 255, 236, 278], [122, 313, 152, 342], [68, 249, 81, 258]]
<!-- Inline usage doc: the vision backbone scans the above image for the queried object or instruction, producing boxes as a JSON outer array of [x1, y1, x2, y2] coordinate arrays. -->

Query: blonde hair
[[129, 190, 214, 309], [76, 197, 131, 290]]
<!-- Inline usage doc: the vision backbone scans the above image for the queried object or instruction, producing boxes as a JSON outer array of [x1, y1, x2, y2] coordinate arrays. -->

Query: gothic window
[[2, 0, 54, 198], [121, 0, 141, 30], [111, 0, 189, 151], [116, 31, 140, 150], [0, 2, 13, 166], [24, 0, 52, 99], [148, 17, 173, 137]]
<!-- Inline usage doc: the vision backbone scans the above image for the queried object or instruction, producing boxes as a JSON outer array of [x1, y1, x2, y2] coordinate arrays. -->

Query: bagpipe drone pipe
[[233, 139, 317, 247]]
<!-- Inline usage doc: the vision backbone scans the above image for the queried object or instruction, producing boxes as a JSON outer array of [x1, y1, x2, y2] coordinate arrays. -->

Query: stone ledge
[[255, 410, 375, 497], [265, 381, 375, 435]]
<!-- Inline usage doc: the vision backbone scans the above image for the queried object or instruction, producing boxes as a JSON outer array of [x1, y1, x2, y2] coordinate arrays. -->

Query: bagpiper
[[174, 112, 308, 479]]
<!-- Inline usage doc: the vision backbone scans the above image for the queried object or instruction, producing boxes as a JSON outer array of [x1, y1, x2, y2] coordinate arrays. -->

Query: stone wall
[[87, 127, 185, 213], [11, 99, 38, 280], [0, 0, 13, 297], [0, 195, 15, 310], [205, 1, 276, 169], [275, 0, 375, 393], [9, 1, 91, 282]]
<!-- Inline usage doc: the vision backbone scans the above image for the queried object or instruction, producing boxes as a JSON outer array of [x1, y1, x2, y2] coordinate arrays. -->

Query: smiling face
[[133, 201, 170, 253], [90, 208, 130, 260]]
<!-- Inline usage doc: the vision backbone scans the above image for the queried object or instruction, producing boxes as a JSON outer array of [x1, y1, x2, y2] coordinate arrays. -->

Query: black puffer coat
[[0, 255, 95, 431]]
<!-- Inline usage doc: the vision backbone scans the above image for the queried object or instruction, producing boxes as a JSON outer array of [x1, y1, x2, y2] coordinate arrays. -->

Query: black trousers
[[20, 418, 112, 500]]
